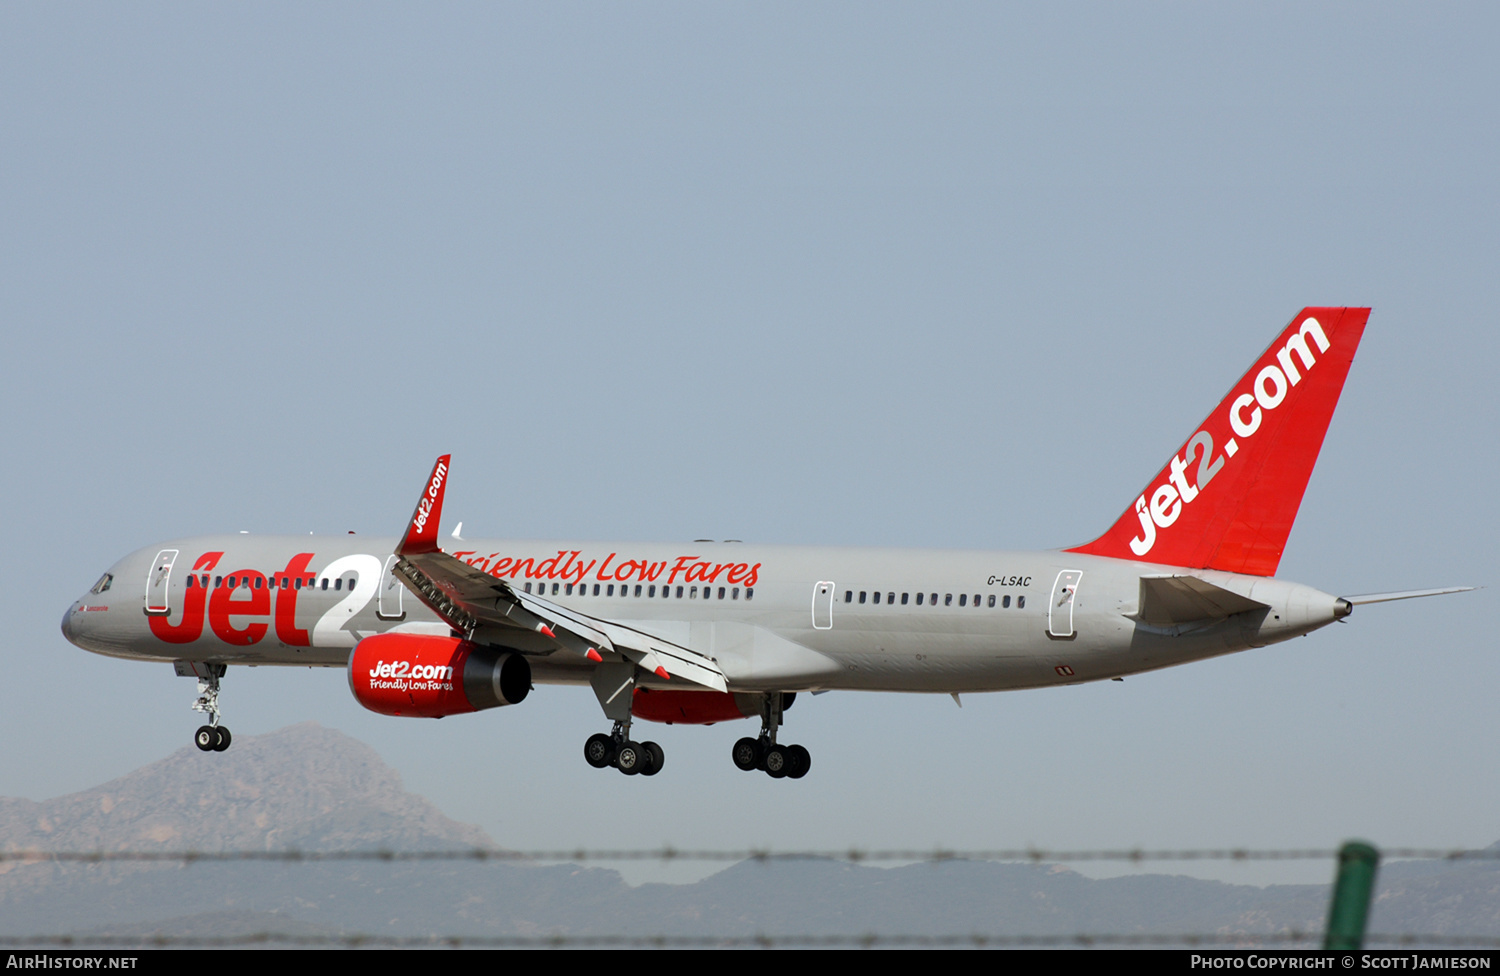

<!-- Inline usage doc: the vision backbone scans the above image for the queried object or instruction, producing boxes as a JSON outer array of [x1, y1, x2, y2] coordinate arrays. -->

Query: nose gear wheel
[[179, 662, 232, 753]]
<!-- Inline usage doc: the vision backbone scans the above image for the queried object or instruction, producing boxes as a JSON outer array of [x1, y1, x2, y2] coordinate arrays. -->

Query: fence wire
[[5, 845, 1495, 950], [1, 845, 1497, 864]]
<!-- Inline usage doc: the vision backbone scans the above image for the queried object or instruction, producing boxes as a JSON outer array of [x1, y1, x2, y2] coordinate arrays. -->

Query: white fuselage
[[62, 534, 1345, 695]]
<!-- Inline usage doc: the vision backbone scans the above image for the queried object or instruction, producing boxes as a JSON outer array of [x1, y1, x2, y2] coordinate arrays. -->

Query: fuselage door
[[377, 554, 406, 621], [1048, 570, 1083, 638], [812, 581, 835, 630], [144, 549, 179, 616]]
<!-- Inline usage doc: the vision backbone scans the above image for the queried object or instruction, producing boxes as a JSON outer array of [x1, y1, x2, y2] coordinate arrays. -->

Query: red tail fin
[[398, 455, 451, 555], [1066, 307, 1369, 576]]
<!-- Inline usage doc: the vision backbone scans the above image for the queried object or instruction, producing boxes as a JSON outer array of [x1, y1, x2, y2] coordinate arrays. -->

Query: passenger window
[[732, 587, 739, 599], [649, 586, 656, 598], [690, 586, 698, 599], [873, 592, 881, 605], [566, 583, 574, 595], [186, 576, 195, 588], [746, 588, 754, 600], [634, 585, 643, 597], [676, 586, 683, 598], [888, 592, 895, 604], [901, 593, 909, 605], [959, 594, 967, 607], [1003, 594, 1011, 608], [973, 594, 980, 607], [859, 591, 867, 604], [319, 578, 327, 591], [944, 594, 952, 606], [916, 593, 924, 606], [930, 593, 938, 605], [987, 594, 995, 608], [255, 577, 263, 589], [1017, 595, 1026, 609], [844, 591, 852, 603]]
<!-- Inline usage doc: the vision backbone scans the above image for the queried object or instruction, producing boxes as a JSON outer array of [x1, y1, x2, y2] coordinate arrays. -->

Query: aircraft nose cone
[[60, 603, 79, 643]]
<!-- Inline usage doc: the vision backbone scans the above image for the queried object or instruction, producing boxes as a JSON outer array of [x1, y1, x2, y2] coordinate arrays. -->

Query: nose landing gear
[[176, 661, 232, 753]]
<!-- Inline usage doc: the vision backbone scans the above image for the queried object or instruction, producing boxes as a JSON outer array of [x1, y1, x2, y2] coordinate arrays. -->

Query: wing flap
[[512, 589, 728, 691]]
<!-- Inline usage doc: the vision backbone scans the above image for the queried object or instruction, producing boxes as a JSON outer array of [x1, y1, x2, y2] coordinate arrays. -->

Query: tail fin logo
[[1127, 317, 1330, 557], [1068, 307, 1368, 577]]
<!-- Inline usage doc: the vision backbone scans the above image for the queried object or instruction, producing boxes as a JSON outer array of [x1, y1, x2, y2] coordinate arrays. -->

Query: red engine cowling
[[348, 633, 531, 718], [631, 688, 764, 725]]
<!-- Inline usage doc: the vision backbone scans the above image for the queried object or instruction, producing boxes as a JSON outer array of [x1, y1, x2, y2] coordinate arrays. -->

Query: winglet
[[398, 455, 452, 555]]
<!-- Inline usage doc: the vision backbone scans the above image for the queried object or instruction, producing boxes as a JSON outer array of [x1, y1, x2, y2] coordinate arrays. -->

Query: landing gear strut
[[732, 692, 810, 779], [176, 661, 232, 752]]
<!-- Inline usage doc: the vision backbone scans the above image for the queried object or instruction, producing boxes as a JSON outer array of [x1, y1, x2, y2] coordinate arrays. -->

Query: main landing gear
[[584, 662, 663, 777], [583, 722, 664, 777], [733, 692, 810, 779], [176, 661, 232, 753]]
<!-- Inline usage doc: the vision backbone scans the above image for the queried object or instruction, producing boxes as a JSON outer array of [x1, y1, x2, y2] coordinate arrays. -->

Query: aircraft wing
[[390, 456, 728, 693]]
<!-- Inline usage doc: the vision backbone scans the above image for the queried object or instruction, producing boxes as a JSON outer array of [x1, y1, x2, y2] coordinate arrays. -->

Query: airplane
[[61, 307, 1473, 779]]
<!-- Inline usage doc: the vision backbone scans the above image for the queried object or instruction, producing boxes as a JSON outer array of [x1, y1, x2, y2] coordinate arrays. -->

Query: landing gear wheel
[[732, 737, 761, 772], [786, 744, 810, 779], [584, 733, 614, 769], [763, 745, 789, 779], [212, 726, 232, 752], [641, 741, 664, 777], [194, 726, 217, 752], [615, 740, 644, 775]]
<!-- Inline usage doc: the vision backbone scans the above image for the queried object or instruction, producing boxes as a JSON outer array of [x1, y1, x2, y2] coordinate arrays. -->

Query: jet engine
[[348, 633, 530, 718]]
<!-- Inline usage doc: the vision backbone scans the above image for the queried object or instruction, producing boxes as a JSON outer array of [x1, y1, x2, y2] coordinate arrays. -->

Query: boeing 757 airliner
[[61, 307, 1471, 778]]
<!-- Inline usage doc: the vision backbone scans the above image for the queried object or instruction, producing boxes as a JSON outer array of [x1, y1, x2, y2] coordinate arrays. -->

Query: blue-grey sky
[[3, 3, 1496, 887]]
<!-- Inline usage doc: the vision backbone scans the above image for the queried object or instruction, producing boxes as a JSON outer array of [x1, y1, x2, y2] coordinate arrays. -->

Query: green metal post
[[1324, 840, 1380, 950]]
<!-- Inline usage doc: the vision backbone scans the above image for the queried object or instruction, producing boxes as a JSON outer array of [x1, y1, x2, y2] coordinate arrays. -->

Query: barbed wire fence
[[2, 845, 1497, 950]]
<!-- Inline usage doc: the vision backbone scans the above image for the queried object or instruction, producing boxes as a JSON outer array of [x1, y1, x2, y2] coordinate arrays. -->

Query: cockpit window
[[90, 573, 113, 595]]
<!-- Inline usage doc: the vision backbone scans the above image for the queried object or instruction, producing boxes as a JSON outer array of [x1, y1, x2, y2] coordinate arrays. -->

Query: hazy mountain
[[0, 723, 1492, 945]]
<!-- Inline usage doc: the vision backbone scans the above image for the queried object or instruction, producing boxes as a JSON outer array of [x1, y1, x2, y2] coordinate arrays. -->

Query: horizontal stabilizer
[[1133, 575, 1269, 627], [1342, 586, 1476, 606]]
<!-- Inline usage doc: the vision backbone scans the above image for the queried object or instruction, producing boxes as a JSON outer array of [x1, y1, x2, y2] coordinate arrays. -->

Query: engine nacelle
[[348, 633, 531, 718], [632, 688, 790, 725]]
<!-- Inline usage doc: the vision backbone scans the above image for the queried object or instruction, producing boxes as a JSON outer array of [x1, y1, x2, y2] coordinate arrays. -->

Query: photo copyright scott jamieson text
[[1190, 956, 1492, 970]]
